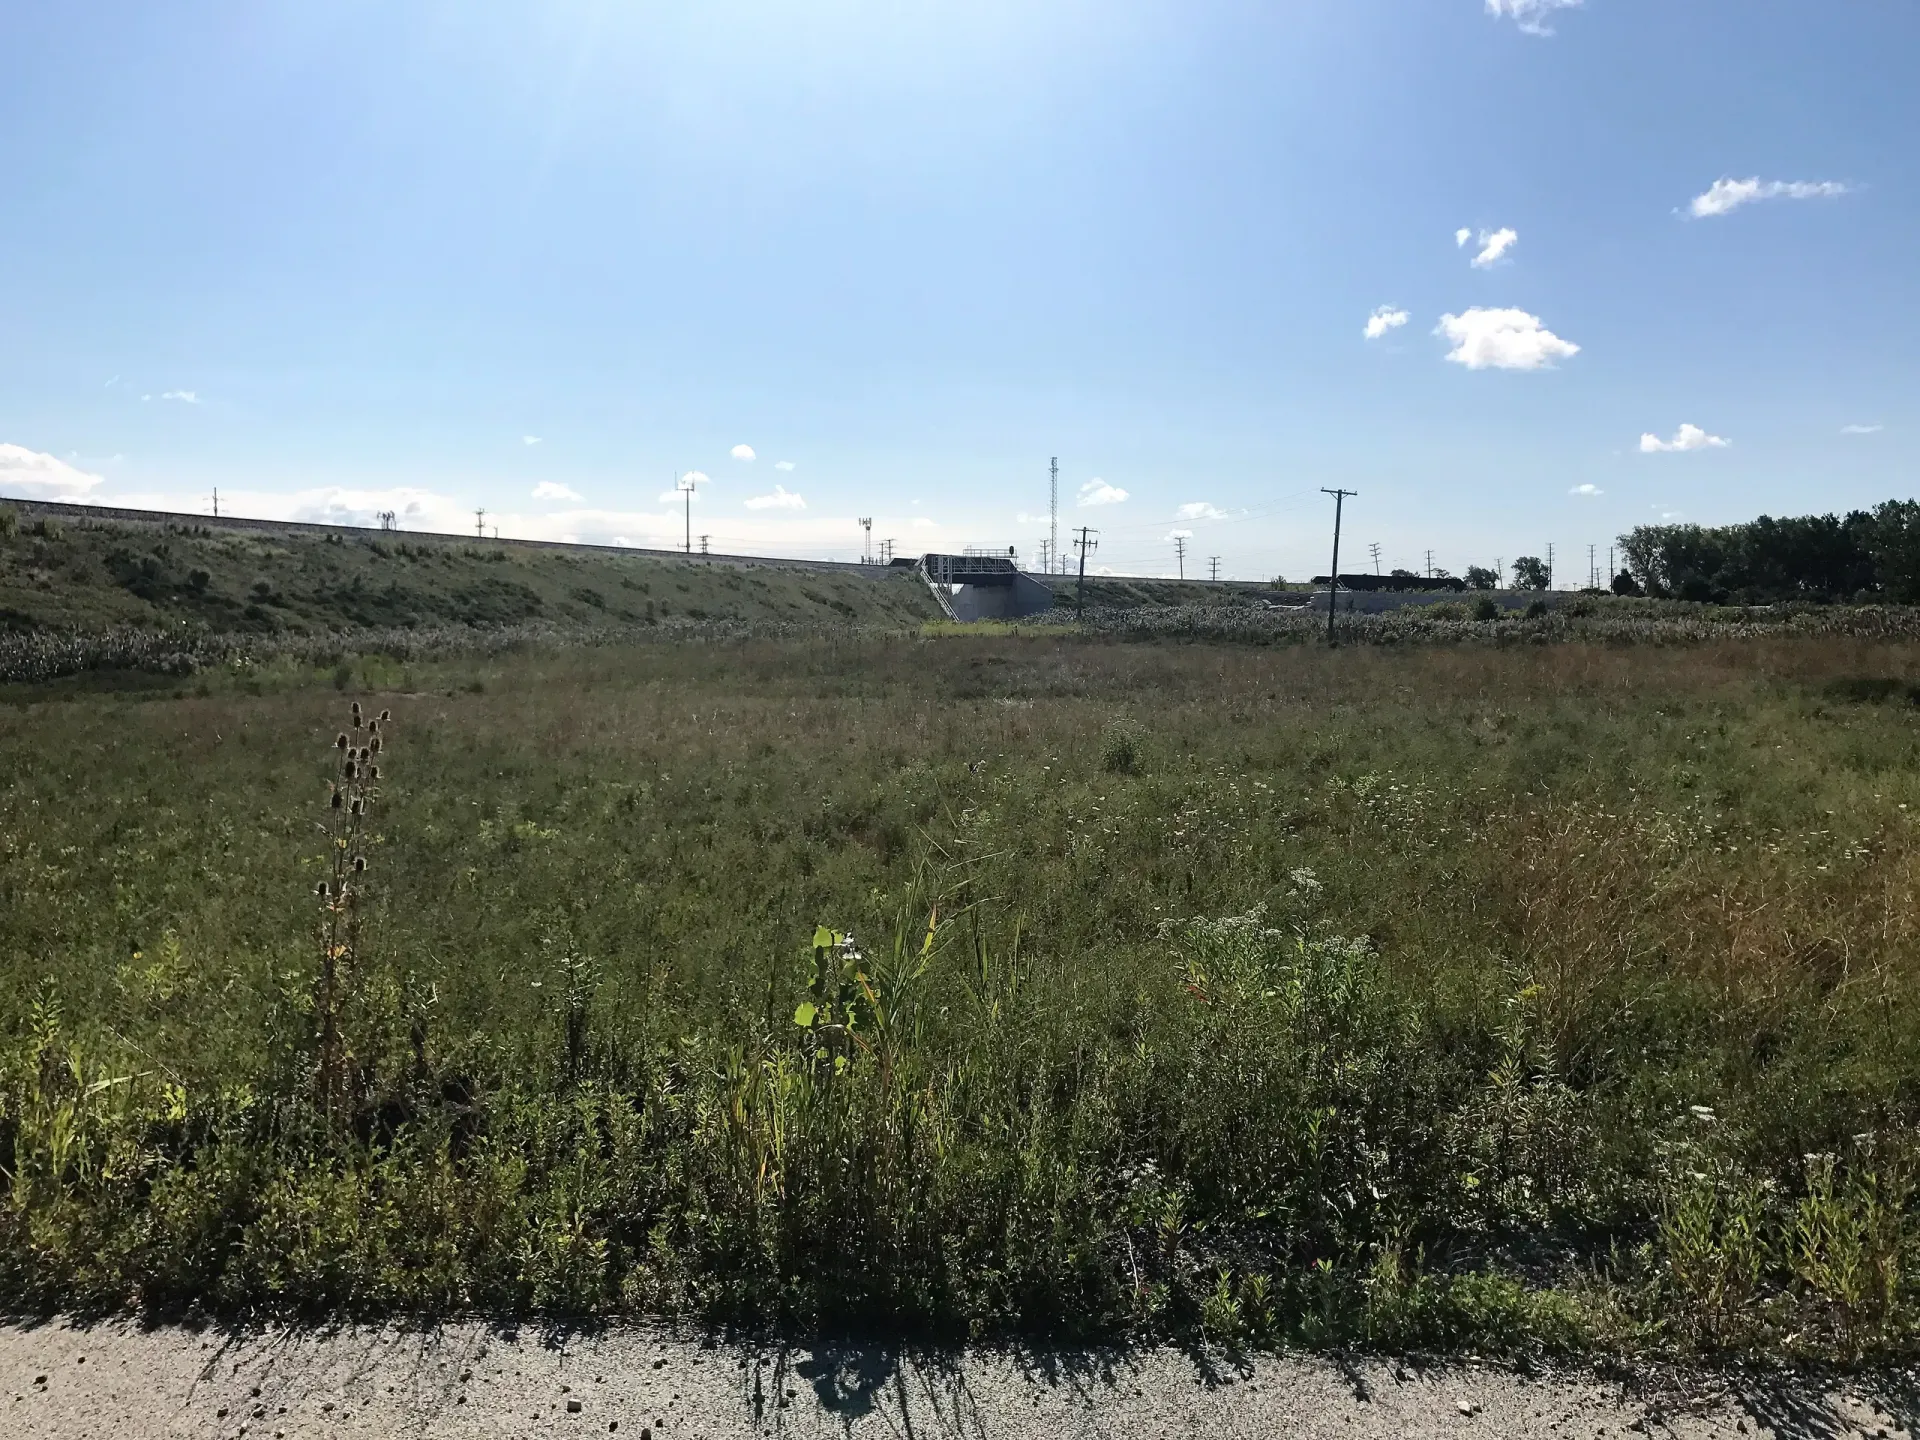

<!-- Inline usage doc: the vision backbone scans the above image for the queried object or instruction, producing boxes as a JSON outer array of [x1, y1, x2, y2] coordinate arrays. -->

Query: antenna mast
[[1050, 457, 1059, 574]]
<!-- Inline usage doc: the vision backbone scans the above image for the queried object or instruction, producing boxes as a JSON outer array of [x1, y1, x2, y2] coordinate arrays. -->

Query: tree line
[[1613, 501, 1920, 603]]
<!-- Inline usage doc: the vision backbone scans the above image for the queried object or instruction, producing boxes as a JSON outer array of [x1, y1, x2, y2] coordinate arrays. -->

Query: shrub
[[1100, 720, 1143, 773]]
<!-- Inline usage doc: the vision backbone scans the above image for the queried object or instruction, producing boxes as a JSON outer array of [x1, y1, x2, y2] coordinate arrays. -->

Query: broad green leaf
[[792, 1001, 817, 1028]]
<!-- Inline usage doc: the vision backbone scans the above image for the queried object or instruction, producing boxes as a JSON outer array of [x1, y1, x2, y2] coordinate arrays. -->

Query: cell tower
[[859, 517, 873, 564], [1049, 457, 1059, 574]]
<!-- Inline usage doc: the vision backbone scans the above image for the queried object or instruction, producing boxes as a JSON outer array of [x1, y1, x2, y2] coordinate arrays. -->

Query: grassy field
[[0, 504, 939, 633], [6, 630, 1920, 1360]]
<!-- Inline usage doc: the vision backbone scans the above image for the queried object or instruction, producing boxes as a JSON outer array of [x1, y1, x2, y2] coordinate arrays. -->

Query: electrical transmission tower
[[1547, 542, 1555, 590], [699, 534, 710, 557], [1173, 534, 1188, 579]]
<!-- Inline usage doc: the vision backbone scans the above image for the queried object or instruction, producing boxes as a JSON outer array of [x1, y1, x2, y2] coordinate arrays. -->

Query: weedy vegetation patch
[[6, 632, 1920, 1363]]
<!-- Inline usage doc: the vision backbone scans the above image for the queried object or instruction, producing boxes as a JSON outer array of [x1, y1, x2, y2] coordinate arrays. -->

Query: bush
[[1100, 720, 1143, 774], [1472, 595, 1501, 622]]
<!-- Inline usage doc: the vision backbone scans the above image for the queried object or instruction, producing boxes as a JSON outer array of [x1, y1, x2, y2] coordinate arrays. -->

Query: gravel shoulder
[[3, 1318, 1915, 1439]]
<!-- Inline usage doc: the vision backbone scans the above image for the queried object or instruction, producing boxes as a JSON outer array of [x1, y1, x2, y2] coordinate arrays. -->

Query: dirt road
[[3, 1317, 1912, 1439]]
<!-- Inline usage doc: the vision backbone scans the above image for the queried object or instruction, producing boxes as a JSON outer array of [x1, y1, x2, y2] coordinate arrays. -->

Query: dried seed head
[[350, 798, 364, 815], [352, 856, 367, 873], [369, 765, 380, 781], [330, 791, 344, 810], [316, 880, 331, 897], [336, 733, 349, 750], [351, 701, 361, 716], [379, 709, 391, 722], [369, 736, 382, 755], [342, 760, 357, 779]]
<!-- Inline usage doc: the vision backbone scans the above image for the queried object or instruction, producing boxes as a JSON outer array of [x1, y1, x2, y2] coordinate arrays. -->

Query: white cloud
[[1469, 227, 1518, 268], [774, 460, 795, 471], [160, 390, 200, 404], [1436, 308, 1580, 370], [522, 435, 542, 446], [1841, 423, 1884, 435], [1486, 0, 1582, 36], [1689, 177, 1850, 219], [532, 481, 582, 502], [730, 444, 756, 461], [1175, 501, 1228, 521], [1568, 483, 1604, 497], [911, 516, 936, 529], [1639, 423, 1730, 453], [1364, 305, 1410, 340], [1165, 528, 1194, 542], [1077, 478, 1129, 507], [0, 444, 106, 499], [1455, 228, 1473, 248], [744, 485, 805, 511]]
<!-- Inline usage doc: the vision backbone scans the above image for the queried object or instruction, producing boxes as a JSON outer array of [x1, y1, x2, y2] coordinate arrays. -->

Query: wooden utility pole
[[1321, 488, 1357, 645], [1074, 526, 1098, 618]]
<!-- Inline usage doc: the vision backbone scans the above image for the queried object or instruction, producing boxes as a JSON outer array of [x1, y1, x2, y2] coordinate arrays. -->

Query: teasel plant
[[313, 700, 391, 1126]]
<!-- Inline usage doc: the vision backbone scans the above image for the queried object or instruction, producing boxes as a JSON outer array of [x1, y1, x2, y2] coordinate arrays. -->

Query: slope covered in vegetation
[[0, 505, 940, 634]]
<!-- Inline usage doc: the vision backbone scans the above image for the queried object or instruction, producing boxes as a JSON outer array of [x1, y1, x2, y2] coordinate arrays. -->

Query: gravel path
[[3, 1318, 1913, 1439]]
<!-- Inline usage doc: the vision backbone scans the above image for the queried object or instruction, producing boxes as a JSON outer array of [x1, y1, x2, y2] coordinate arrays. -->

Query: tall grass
[[4, 634, 1920, 1358]]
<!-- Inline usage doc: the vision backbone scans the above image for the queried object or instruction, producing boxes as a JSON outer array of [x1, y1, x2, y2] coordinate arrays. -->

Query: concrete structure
[[919, 552, 1055, 621]]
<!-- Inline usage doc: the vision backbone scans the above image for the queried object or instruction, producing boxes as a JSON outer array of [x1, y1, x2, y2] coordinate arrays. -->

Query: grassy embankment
[[0, 505, 939, 634], [5, 633, 1920, 1363]]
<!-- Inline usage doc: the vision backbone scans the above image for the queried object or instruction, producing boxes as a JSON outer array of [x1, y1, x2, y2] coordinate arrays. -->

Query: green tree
[[1464, 565, 1498, 590], [1511, 556, 1551, 591]]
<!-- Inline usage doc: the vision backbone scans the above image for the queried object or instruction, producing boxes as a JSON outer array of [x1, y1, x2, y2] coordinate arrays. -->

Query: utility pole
[[1424, 548, 1434, 579], [1609, 544, 1615, 587], [211, 487, 220, 518], [677, 473, 697, 553], [1368, 541, 1381, 574], [1174, 534, 1188, 579], [1321, 488, 1357, 646], [1073, 526, 1098, 618], [1547, 542, 1555, 590], [1209, 556, 1221, 582], [1588, 543, 1597, 589], [880, 538, 894, 565], [699, 534, 710, 558], [475, 508, 486, 539], [1495, 557, 1504, 589], [859, 517, 873, 565], [378, 510, 396, 531], [1050, 457, 1059, 575]]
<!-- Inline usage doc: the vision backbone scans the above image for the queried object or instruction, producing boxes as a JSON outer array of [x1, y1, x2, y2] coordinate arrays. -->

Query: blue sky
[[2, 0, 1913, 580]]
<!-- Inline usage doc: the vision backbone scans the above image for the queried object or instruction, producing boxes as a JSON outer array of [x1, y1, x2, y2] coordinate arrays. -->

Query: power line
[[1321, 488, 1357, 646]]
